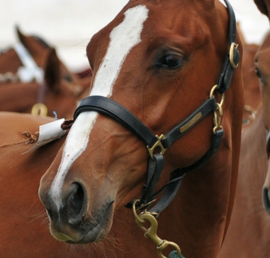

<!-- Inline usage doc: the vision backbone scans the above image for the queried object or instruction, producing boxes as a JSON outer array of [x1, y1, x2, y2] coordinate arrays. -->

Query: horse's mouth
[[62, 199, 115, 244]]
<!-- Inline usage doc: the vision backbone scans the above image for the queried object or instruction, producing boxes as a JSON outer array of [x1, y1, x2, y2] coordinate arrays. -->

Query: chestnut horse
[[236, 23, 260, 124], [38, 0, 244, 257], [0, 113, 181, 257], [0, 27, 91, 92], [0, 48, 79, 119], [219, 31, 270, 258], [0, 28, 91, 118], [0, 112, 54, 144]]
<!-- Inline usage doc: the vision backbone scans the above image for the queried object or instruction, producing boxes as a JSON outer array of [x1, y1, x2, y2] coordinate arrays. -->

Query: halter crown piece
[[74, 1, 239, 257], [14, 42, 44, 84]]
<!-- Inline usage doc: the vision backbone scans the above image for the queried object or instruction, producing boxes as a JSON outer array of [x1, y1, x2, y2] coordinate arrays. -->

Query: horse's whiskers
[[27, 210, 48, 224]]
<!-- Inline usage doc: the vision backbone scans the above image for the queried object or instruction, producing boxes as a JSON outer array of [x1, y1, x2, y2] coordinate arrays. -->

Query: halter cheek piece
[[74, 0, 239, 216]]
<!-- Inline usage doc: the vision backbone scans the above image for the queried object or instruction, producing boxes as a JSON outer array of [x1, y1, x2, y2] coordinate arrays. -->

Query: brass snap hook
[[132, 200, 182, 258]]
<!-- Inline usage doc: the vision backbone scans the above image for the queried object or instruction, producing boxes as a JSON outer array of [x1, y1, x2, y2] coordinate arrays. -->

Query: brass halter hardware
[[147, 134, 167, 159], [210, 85, 225, 134], [229, 43, 239, 69], [133, 200, 182, 258], [31, 103, 48, 116]]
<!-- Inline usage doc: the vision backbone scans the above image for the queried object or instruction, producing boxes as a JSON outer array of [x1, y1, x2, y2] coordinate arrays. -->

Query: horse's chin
[[66, 222, 112, 244]]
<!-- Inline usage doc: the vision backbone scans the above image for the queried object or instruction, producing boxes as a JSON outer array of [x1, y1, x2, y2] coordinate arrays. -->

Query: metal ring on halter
[[31, 103, 48, 116]]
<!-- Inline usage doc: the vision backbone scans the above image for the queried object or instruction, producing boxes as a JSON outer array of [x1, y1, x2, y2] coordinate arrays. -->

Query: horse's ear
[[254, 0, 269, 16], [16, 26, 25, 43], [16, 26, 32, 49], [44, 48, 61, 92]]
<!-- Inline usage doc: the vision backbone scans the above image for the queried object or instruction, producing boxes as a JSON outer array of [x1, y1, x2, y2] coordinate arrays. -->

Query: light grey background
[[0, 0, 269, 71]]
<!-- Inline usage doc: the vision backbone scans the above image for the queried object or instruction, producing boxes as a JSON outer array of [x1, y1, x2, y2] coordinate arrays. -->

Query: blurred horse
[[219, 31, 270, 258], [0, 48, 79, 119], [0, 27, 91, 93], [0, 28, 91, 118], [38, 0, 244, 257], [237, 23, 261, 123], [0, 112, 53, 144]]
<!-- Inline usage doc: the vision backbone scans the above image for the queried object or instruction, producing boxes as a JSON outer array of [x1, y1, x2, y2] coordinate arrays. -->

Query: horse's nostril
[[263, 188, 270, 214], [67, 183, 85, 223]]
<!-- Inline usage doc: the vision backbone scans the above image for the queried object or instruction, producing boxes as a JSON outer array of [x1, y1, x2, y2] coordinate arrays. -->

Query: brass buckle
[[31, 103, 48, 116], [147, 134, 166, 159], [229, 43, 239, 69]]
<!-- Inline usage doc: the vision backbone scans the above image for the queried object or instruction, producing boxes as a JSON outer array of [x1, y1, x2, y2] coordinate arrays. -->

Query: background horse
[[237, 23, 261, 124], [0, 48, 79, 119], [0, 112, 53, 144], [0, 28, 91, 118], [38, 0, 244, 257], [0, 27, 91, 92], [218, 31, 270, 257]]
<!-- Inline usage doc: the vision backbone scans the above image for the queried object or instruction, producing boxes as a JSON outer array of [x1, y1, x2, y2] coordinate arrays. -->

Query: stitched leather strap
[[74, 96, 158, 148], [161, 97, 217, 149], [148, 129, 223, 215]]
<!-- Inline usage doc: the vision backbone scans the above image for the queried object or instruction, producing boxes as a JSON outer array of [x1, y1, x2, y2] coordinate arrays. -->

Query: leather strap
[[74, 96, 158, 148], [162, 97, 217, 148], [148, 129, 223, 215], [216, 0, 240, 94]]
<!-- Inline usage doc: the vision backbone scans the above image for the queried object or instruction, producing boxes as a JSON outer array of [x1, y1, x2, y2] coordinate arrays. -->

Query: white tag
[[23, 118, 66, 154]]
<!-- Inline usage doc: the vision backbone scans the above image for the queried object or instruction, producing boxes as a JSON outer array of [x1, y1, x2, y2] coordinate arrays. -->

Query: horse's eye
[[255, 68, 262, 80], [156, 52, 183, 69], [63, 74, 73, 83]]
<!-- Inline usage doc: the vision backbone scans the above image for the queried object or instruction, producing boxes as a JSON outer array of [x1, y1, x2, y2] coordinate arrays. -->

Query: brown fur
[[39, 1, 244, 257], [219, 28, 270, 258]]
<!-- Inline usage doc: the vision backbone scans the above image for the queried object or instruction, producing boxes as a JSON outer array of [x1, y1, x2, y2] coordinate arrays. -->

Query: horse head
[[39, 1, 243, 255], [237, 23, 260, 123], [0, 47, 80, 118], [254, 32, 270, 214]]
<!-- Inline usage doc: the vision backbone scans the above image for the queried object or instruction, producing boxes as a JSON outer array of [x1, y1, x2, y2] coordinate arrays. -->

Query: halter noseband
[[73, 0, 239, 216]]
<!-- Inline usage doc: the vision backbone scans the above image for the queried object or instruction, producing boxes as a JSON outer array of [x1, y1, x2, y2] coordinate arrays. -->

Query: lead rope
[[133, 200, 184, 258]]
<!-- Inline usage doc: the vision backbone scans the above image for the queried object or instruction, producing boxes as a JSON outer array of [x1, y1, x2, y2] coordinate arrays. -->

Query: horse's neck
[[236, 107, 269, 232], [240, 107, 268, 190], [0, 83, 40, 113], [219, 107, 270, 257]]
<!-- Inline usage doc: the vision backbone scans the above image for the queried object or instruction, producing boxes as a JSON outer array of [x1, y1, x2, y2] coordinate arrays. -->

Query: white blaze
[[49, 5, 149, 209]]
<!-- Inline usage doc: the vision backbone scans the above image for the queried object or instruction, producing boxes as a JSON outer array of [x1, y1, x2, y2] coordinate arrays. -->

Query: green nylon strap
[[168, 250, 184, 258]]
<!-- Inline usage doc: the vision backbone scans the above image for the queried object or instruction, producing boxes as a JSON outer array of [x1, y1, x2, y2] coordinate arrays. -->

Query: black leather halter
[[74, 0, 239, 216]]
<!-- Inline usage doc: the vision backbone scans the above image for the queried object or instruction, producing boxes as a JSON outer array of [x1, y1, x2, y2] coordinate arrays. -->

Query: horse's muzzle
[[39, 181, 114, 243]]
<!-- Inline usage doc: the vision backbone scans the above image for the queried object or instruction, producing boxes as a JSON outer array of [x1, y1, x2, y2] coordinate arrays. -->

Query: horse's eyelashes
[[255, 67, 263, 82]]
